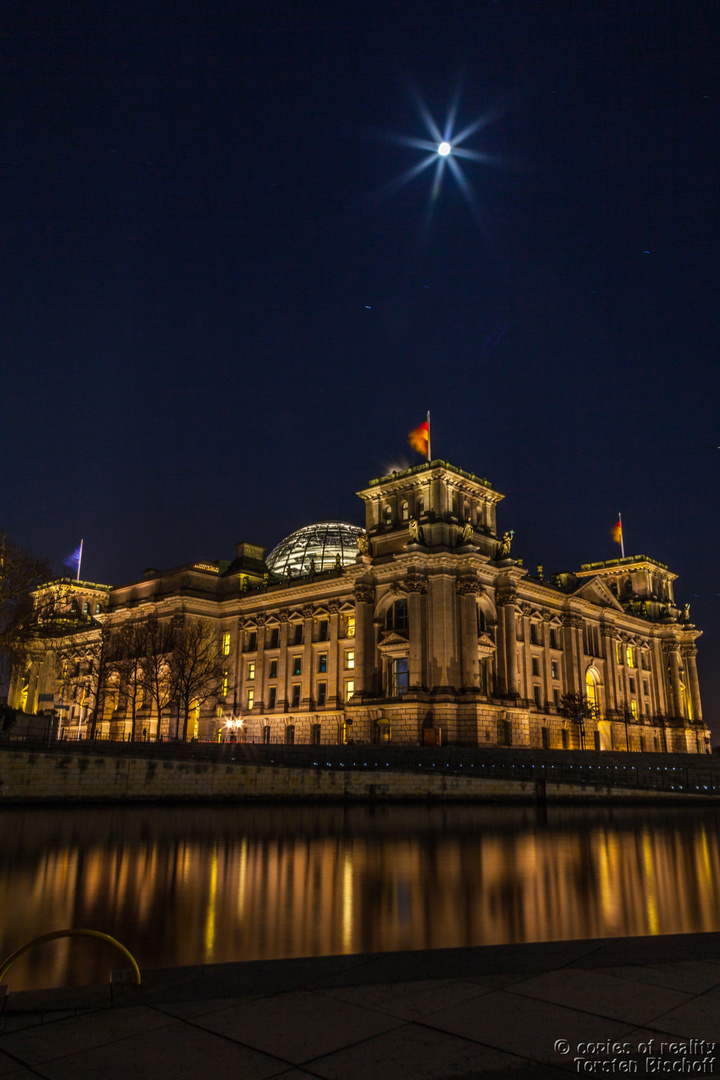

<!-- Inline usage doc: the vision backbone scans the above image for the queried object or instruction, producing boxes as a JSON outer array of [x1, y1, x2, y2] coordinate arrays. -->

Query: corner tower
[[356, 460, 504, 560]]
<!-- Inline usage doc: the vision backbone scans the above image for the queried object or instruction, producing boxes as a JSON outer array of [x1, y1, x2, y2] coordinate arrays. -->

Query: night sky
[[2, 2, 719, 739]]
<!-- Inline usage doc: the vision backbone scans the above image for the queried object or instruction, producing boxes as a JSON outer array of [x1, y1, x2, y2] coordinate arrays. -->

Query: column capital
[[354, 583, 375, 605], [562, 613, 583, 629], [327, 600, 340, 614], [496, 587, 517, 607], [455, 578, 479, 597]]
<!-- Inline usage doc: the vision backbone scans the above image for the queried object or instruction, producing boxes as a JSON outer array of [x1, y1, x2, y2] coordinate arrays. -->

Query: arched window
[[386, 599, 408, 631], [477, 607, 487, 634], [416, 496, 424, 516], [384, 504, 392, 525], [401, 501, 409, 522]]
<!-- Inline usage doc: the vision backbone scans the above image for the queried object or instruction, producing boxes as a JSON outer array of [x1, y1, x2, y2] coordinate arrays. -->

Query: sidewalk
[[1, 933, 719, 1079]]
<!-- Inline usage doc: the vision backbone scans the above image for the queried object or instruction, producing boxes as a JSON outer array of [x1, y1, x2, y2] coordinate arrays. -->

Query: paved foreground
[[1, 933, 719, 1079]]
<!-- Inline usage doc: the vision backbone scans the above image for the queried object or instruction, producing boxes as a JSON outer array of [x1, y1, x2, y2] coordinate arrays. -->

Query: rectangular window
[[531, 657, 539, 677], [247, 662, 255, 680], [550, 628, 559, 650], [269, 659, 278, 679], [311, 723, 321, 744], [293, 624, 303, 645], [530, 623, 538, 645], [629, 677, 635, 694], [222, 632, 231, 656], [346, 616, 355, 638], [594, 731, 601, 751], [627, 646, 636, 668], [533, 685, 541, 708], [631, 700, 638, 719], [268, 686, 277, 709], [318, 653, 327, 673], [319, 620, 329, 641], [553, 688, 560, 708], [643, 680, 649, 697], [561, 729, 569, 749], [270, 628, 279, 648], [344, 679, 355, 702], [247, 631, 257, 652], [616, 642, 623, 664], [291, 684, 300, 708], [317, 682, 327, 706], [262, 725, 270, 744], [221, 671, 228, 696], [345, 650, 355, 670], [391, 658, 409, 698], [292, 656, 302, 677], [247, 688, 254, 710], [285, 725, 295, 745], [551, 660, 559, 680], [541, 727, 550, 749]]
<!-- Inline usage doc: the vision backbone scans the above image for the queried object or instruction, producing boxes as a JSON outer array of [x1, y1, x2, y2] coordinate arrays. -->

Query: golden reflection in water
[[1, 805, 720, 991]]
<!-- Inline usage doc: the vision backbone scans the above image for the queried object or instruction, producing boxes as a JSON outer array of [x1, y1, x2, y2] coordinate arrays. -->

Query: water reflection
[[1, 804, 719, 991]]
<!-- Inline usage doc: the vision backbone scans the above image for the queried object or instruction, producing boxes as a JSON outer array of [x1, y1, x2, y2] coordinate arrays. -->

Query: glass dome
[[266, 521, 363, 578]]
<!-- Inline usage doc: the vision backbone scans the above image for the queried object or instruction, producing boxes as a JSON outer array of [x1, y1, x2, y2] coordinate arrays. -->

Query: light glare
[[438, 141, 451, 157]]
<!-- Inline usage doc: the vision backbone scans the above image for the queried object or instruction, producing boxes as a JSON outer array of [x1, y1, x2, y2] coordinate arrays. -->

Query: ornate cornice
[[327, 600, 340, 614]]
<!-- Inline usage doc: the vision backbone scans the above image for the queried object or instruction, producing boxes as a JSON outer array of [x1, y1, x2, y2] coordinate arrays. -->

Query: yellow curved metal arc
[[0, 929, 141, 987]]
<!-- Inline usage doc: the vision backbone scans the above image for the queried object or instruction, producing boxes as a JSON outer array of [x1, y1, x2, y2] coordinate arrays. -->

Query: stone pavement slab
[[0, 933, 718, 1080]]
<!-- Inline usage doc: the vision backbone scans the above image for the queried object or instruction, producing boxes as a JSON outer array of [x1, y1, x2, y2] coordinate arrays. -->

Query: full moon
[[437, 141, 451, 156]]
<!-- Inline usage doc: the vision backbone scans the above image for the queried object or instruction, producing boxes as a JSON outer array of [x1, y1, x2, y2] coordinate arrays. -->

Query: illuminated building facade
[[10, 461, 711, 753]]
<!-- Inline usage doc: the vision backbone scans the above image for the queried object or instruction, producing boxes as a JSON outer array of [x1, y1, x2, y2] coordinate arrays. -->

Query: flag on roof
[[408, 416, 430, 459]]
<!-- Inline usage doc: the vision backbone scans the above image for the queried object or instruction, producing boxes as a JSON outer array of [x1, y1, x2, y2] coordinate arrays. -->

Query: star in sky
[[381, 90, 501, 225]]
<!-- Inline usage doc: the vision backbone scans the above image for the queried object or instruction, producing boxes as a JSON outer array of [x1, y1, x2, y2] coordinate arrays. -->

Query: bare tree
[[558, 691, 601, 751], [0, 533, 50, 697], [143, 614, 175, 740], [615, 699, 636, 752], [112, 619, 150, 741], [55, 621, 115, 740], [170, 617, 227, 741]]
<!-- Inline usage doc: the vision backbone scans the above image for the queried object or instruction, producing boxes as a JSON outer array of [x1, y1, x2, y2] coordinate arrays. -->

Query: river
[[1, 802, 719, 990]]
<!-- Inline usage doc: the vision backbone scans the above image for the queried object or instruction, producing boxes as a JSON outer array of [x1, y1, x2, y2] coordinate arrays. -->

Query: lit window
[[346, 616, 355, 638], [222, 632, 231, 656], [83, 601, 90, 614], [626, 646, 636, 668], [96, 602, 103, 614], [344, 679, 355, 702], [222, 671, 228, 696], [269, 659, 278, 679], [247, 689, 254, 710], [291, 684, 300, 708], [345, 650, 355, 670], [616, 643, 623, 664], [247, 662, 255, 680], [630, 700, 638, 720], [292, 656, 302, 677], [317, 682, 327, 706], [318, 653, 327, 674], [217, 706, 223, 717], [401, 501, 409, 521]]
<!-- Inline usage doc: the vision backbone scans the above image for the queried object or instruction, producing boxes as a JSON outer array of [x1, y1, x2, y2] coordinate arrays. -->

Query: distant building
[[9, 460, 711, 753]]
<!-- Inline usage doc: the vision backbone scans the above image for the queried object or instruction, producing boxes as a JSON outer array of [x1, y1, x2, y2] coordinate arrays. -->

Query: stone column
[[327, 601, 340, 707], [600, 627, 618, 713], [520, 603, 533, 703], [277, 611, 289, 710], [561, 614, 583, 696], [682, 646, 703, 723], [541, 611, 553, 709], [457, 579, 480, 691], [406, 578, 427, 691], [254, 614, 266, 712], [497, 588, 518, 698], [665, 644, 683, 719], [301, 606, 314, 707], [353, 583, 375, 698]]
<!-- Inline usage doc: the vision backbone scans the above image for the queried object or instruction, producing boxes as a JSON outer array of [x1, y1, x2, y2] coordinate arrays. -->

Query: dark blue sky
[[2, 1, 719, 738]]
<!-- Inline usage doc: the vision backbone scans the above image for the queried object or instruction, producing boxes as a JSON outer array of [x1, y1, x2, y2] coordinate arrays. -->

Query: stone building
[[9, 460, 711, 752]]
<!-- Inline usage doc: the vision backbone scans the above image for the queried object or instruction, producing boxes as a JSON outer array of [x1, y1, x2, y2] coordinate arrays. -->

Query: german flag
[[612, 519, 623, 545], [408, 418, 430, 459]]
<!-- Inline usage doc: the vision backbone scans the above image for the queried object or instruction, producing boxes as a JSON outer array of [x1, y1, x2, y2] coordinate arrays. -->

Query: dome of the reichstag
[[266, 521, 363, 578]]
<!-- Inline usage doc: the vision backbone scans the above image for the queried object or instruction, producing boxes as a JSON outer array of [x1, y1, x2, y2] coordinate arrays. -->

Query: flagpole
[[76, 539, 84, 581], [618, 514, 625, 559], [426, 410, 432, 461]]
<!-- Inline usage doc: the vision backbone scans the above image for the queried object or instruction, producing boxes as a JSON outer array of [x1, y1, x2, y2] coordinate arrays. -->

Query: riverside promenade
[[1, 934, 719, 1079]]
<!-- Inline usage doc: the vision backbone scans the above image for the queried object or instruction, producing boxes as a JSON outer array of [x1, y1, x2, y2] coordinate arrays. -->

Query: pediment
[[573, 576, 624, 612]]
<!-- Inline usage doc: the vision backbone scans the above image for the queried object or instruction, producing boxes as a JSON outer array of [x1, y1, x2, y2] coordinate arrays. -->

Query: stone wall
[[0, 748, 713, 804]]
